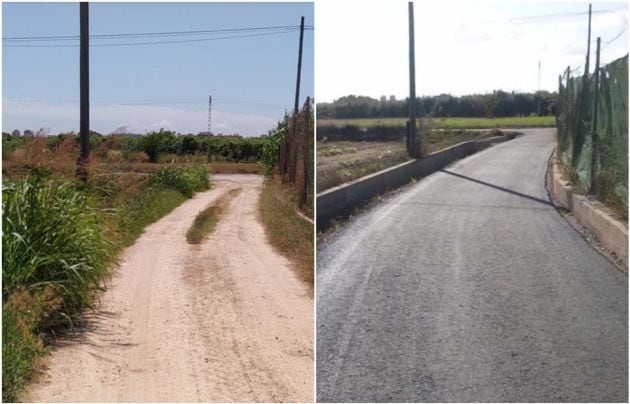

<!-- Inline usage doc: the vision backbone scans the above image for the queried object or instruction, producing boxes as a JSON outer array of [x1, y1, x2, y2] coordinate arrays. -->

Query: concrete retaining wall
[[316, 135, 510, 231], [550, 161, 628, 266]]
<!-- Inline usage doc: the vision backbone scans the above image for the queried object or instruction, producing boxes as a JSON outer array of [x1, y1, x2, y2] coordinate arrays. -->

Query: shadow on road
[[440, 169, 555, 207]]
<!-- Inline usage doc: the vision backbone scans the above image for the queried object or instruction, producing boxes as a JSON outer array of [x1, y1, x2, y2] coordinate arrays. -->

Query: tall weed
[[2, 177, 112, 320]]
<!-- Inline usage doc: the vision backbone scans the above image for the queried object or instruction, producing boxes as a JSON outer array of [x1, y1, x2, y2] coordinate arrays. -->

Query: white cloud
[[316, 0, 629, 101], [2, 98, 279, 136]]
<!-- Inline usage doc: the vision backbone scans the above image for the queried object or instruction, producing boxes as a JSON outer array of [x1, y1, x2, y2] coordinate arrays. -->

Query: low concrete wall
[[550, 161, 628, 266], [316, 135, 510, 231]]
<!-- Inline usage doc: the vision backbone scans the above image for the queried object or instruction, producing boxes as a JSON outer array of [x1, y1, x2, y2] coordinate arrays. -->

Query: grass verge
[[186, 189, 240, 244], [259, 179, 313, 288]]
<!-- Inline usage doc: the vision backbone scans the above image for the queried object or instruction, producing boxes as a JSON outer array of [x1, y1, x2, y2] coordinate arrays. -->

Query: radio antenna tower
[[208, 95, 212, 134], [537, 60, 541, 92]]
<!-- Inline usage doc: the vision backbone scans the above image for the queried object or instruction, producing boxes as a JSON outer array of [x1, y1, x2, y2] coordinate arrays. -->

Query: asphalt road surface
[[316, 128, 628, 402]]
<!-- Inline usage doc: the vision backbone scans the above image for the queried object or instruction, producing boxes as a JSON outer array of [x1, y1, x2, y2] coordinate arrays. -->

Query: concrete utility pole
[[585, 3, 592, 76], [294, 16, 305, 114], [77, 1, 90, 181], [408, 2, 419, 158], [537, 60, 541, 115]]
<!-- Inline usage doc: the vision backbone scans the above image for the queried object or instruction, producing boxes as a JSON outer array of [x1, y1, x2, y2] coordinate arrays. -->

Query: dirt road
[[23, 174, 313, 403]]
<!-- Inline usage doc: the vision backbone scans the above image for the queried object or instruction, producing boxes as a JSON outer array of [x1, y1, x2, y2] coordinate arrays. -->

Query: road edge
[[545, 149, 628, 271], [316, 133, 517, 232]]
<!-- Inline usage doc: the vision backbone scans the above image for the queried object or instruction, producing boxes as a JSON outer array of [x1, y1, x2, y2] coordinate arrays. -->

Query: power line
[[6, 96, 290, 110], [3, 24, 314, 42], [509, 8, 625, 23], [3, 29, 311, 48], [602, 23, 628, 49], [477, 7, 626, 25]]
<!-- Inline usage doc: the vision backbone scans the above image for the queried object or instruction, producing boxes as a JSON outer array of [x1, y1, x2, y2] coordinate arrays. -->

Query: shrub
[[258, 116, 288, 176], [150, 164, 209, 197]]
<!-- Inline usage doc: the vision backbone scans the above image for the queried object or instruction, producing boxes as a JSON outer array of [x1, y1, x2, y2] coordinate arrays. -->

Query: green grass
[[186, 205, 222, 244], [2, 177, 112, 402], [117, 188, 189, 247], [186, 189, 239, 244], [317, 115, 555, 129], [2, 178, 113, 320], [2, 164, 210, 402], [150, 165, 209, 198], [259, 179, 313, 288]]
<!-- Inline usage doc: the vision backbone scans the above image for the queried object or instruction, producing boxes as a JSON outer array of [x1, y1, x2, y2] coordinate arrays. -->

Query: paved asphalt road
[[316, 128, 628, 402]]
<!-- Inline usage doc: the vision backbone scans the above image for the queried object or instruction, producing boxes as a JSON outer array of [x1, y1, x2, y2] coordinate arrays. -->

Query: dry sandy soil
[[22, 174, 313, 403], [316, 141, 408, 192]]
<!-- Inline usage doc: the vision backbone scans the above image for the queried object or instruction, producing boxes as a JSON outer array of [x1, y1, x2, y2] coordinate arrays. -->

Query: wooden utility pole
[[585, 3, 592, 76], [294, 16, 305, 115], [77, 2, 90, 180], [590, 37, 601, 193], [284, 16, 305, 185], [408, 2, 419, 158]]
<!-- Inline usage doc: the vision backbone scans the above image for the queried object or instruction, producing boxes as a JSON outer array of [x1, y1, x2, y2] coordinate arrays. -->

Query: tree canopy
[[317, 91, 558, 119]]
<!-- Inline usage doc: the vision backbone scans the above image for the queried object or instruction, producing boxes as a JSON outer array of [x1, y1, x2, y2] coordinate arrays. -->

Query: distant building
[[197, 131, 214, 137], [11, 129, 20, 137], [216, 134, 242, 139]]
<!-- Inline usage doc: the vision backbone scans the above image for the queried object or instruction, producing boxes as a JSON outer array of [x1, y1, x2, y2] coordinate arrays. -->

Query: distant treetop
[[317, 91, 558, 119]]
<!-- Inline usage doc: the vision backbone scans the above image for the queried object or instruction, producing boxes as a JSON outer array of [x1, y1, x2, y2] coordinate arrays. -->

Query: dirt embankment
[[23, 174, 313, 403]]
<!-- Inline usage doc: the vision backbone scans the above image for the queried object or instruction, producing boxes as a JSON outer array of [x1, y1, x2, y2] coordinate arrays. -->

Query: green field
[[317, 115, 556, 129]]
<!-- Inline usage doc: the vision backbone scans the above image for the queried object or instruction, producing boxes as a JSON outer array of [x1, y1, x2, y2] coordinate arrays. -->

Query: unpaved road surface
[[24, 174, 313, 403], [317, 129, 627, 402]]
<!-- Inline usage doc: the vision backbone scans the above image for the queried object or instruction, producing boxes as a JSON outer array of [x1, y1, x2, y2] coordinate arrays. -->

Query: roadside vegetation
[[257, 108, 314, 288], [208, 162, 258, 174], [2, 133, 212, 402], [2, 130, 266, 176], [317, 129, 504, 192], [259, 179, 313, 286]]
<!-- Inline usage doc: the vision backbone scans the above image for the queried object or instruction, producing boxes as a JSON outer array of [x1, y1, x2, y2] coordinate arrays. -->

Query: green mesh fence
[[556, 54, 628, 212]]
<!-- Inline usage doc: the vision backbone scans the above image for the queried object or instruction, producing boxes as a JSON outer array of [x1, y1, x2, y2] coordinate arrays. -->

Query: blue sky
[[317, 0, 628, 101], [2, 2, 314, 136]]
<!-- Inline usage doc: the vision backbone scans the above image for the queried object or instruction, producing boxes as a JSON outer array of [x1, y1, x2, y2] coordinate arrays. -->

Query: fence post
[[300, 97, 311, 206], [590, 37, 601, 193]]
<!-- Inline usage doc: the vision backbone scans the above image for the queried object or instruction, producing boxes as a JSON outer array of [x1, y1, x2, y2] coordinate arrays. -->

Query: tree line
[[317, 91, 558, 119], [2, 131, 266, 163]]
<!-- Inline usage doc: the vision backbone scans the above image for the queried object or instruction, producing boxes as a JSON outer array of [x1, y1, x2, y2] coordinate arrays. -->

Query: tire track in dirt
[[23, 174, 313, 403]]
